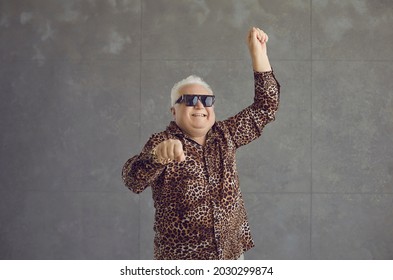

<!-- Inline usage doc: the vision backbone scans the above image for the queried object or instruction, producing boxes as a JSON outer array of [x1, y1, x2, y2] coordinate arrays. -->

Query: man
[[122, 27, 280, 259]]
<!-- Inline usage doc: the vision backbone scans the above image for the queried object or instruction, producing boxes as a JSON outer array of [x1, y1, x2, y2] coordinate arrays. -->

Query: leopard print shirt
[[122, 70, 280, 259]]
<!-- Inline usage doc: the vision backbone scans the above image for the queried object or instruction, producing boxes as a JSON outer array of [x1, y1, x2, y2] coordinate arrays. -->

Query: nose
[[194, 99, 204, 108]]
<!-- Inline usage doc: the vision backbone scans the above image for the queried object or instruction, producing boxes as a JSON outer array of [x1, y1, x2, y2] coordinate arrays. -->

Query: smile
[[192, 113, 207, 117]]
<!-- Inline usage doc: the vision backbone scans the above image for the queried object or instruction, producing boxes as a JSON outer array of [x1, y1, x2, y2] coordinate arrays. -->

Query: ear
[[170, 107, 176, 119]]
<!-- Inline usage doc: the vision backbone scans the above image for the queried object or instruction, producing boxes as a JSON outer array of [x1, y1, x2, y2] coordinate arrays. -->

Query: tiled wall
[[1, 0, 392, 259]]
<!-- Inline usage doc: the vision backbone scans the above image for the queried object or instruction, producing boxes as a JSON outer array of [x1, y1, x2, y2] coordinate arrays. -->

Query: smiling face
[[172, 83, 216, 141]]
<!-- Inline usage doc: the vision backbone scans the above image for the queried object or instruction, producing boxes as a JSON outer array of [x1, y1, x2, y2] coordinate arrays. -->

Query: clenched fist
[[247, 27, 271, 72], [247, 26, 268, 56], [153, 139, 186, 164]]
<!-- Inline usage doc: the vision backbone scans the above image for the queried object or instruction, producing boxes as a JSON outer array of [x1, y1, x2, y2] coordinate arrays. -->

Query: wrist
[[252, 56, 272, 72]]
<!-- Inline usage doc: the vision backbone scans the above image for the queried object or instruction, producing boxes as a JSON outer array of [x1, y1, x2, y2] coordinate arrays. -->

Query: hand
[[247, 27, 268, 56], [154, 139, 186, 163], [246, 27, 272, 72]]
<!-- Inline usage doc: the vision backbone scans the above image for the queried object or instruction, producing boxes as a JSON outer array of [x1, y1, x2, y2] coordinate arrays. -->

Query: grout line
[[241, 191, 393, 195], [138, 1, 143, 150], [3, 58, 393, 63], [133, 58, 393, 62], [138, 0, 143, 260], [310, 0, 313, 260]]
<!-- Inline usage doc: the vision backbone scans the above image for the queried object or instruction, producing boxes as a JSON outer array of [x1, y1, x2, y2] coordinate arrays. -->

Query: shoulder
[[210, 120, 231, 138]]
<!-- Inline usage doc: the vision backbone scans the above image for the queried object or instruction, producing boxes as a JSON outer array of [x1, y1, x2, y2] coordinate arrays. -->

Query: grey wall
[[1, 0, 392, 260]]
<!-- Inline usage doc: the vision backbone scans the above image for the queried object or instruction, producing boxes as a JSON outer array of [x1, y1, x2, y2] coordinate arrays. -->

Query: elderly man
[[122, 27, 280, 260]]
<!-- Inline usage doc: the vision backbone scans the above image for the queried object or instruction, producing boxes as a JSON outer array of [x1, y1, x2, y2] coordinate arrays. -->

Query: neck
[[173, 122, 210, 146], [191, 135, 206, 146]]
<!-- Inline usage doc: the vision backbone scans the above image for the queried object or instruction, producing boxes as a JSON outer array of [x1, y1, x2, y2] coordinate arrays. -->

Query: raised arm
[[247, 27, 272, 72], [220, 27, 280, 148]]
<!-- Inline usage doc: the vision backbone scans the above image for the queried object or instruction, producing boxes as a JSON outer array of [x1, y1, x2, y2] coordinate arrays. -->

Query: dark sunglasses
[[175, 94, 215, 107]]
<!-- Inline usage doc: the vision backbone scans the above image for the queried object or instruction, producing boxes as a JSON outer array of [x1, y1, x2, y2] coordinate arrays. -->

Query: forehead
[[179, 83, 212, 95]]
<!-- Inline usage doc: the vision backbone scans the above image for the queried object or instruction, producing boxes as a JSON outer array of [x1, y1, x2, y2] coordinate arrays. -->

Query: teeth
[[192, 113, 206, 117]]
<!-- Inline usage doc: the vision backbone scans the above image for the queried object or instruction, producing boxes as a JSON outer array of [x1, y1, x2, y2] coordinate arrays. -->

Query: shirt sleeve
[[121, 133, 167, 194], [221, 70, 280, 148]]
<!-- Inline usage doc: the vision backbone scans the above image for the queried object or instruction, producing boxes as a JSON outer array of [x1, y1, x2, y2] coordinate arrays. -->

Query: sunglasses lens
[[181, 95, 196, 106], [191, 96, 199, 106], [203, 96, 214, 107]]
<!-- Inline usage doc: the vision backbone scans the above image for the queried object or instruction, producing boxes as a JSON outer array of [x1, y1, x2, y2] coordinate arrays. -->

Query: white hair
[[170, 75, 213, 107]]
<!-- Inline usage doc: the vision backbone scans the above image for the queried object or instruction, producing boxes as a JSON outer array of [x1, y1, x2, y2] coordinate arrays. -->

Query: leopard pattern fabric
[[122, 70, 280, 259]]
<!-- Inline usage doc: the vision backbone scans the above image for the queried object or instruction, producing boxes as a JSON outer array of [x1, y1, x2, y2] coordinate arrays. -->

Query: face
[[172, 83, 216, 139]]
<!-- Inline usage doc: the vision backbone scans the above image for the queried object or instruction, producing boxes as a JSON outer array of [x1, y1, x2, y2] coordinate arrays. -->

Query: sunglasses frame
[[175, 94, 216, 107]]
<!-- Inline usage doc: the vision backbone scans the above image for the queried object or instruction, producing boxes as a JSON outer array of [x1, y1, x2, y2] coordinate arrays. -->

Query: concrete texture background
[[1, 0, 392, 259]]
